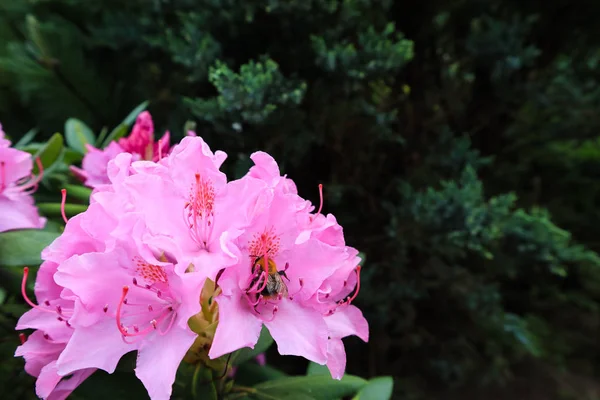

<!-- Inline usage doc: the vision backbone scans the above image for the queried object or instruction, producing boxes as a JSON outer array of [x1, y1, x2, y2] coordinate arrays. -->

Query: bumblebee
[[249, 256, 289, 300]]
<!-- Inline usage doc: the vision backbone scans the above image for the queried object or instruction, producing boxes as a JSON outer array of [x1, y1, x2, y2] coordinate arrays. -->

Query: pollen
[[134, 258, 168, 284], [248, 228, 281, 259]]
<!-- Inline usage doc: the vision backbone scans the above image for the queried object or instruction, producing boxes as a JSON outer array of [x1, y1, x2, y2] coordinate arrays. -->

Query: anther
[[19, 333, 27, 345], [151, 320, 157, 329], [103, 305, 108, 313], [148, 305, 153, 312]]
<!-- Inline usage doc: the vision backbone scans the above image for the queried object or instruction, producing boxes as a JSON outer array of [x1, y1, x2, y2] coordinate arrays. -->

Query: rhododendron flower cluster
[[0, 123, 46, 232], [71, 111, 170, 188], [16, 135, 367, 399]]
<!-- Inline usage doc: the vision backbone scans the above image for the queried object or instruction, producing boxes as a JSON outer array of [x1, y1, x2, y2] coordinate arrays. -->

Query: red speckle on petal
[[134, 257, 168, 284]]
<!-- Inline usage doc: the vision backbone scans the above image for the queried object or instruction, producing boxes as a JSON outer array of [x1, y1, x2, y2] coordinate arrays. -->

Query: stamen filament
[[21, 267, 54, 313], [60, 189, 68, 224], [317, 183, 324, 214]]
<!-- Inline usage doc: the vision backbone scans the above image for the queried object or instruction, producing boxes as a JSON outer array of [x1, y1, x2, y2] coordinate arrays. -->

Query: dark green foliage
[[2, 0, 600, 399]]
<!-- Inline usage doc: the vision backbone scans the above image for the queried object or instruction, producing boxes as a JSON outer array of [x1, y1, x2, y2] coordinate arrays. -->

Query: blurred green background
[[1, 0, 600, 399]]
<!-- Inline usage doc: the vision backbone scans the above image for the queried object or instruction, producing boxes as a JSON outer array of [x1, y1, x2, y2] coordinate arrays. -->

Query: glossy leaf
[[253, 374, 367, 400], [32, 133, 63, 174], [14, 128, 38, 148], [65, 118, 96, 154], [192, 365, 217, 400], [100, 101, 149, 148], [36, 203, 88, 217], [122, 100, 149, 126], [101, 123, 128, 149], [234, 363, 288, 387], [306, 362, 329, 376], [352, 377, 394, 400], [63, 184, 92, 202], [0, 230, 59, 266]]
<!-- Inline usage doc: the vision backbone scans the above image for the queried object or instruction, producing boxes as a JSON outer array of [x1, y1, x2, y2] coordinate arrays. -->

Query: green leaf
[[37, 203, 88, 217], [306, 362, 329, 376], [63, 184, 92, 202], [281, 394, 317, 400], [234, 363, 288, 387], [253, 374, 367, 400], [232, 326, 274, 365], [101, 124, 128, 149], [100, 100, 149, 148], [0, 230, 59, 266], [14, 128, 38, 148], [32, 133, 64, 174], [352, 377, 394, 400], [192, 365, 218, 400], [96, 127, 109, 147], [63, 148, 84, 165], [122, 100, 150, 126], [65, 118, 96, 154]]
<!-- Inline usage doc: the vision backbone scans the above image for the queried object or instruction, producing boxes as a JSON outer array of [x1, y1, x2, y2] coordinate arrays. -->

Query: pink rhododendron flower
[[0, 124, 46, 232], [210, 152, 368, 378], [71, 111, 170, 188], [16, 260, 95, 400], [16, 133, 369, 398]]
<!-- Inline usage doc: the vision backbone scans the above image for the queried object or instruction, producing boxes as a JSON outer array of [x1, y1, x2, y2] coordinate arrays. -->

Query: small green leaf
[[63, 184, 92, 202], [65, 118, 96, 154], [14, 128, 38, 148], [0, 230, 59, 266], [122, 100, 149, 126], [32, 133, 64, 174], [96, 126, 109, 147], [101, 124, 128, 149], [63, 148, 84, 165], [352, 377, 394, 400], [232, 326, 274, 365], [253, 374, 367, 400], [306, 362, 329, 376]]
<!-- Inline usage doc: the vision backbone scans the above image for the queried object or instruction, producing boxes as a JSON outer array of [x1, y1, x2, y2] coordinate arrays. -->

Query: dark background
[[1, 0, 600, 399]]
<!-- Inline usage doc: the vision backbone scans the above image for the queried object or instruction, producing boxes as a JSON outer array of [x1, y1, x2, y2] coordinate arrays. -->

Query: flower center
[[184, 173, 216, 248], [115, 262, 178, 343]]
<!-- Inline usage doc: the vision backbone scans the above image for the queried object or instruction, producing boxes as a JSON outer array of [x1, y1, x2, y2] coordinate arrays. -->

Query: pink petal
[[325, 305, 369, 342], [47, 368, 95, 400], [36, 361, 62, 399], [325, 338, 346, 380], [135, 327, 197, 400], [0, 196, 45, 232], [265, 300, 328, 364], [56, 318, 135, 375], [209, 294, 262, 359]]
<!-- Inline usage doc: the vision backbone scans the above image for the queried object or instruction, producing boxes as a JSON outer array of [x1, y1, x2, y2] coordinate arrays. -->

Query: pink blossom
[[15, 260, 96, 400], [53, 229, 205, 400], [210, 152, 367, 377], [115, 136, 268, 280], [0, 124, 46, 232], [118, 111, 170, 161], [72, 112, 170, 188]]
